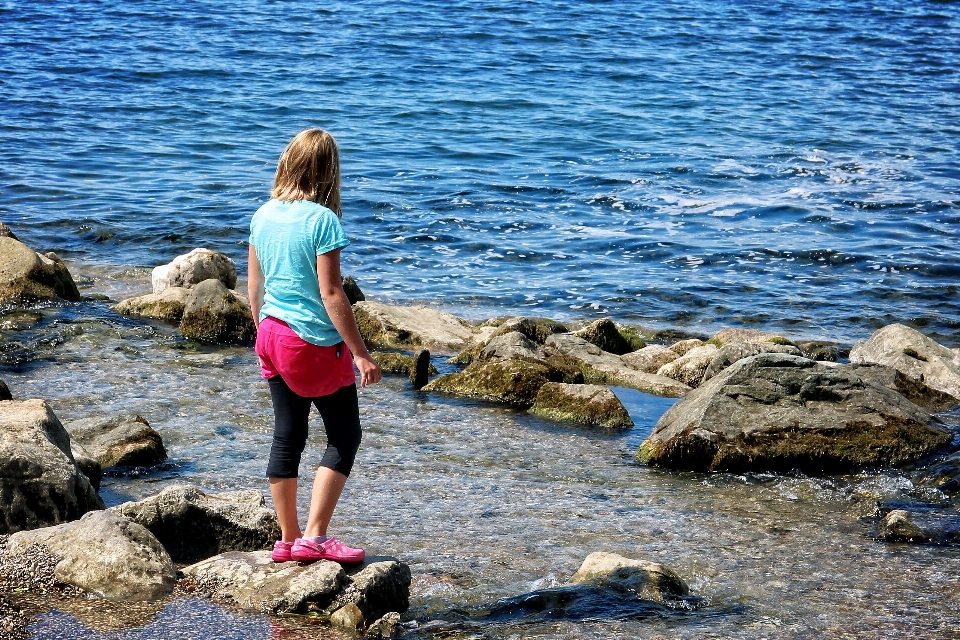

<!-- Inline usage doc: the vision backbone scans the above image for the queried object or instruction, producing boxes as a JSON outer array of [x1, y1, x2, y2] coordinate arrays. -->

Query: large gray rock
[[179, 278, 256, 343], [0, 237, 80, 304], [620, 344, 679, 374], [113, 286, 191, 323], [850, 324, 960, 400], [329, 559, 412, 624], [152, 248, 237, 293], [844, 363, 959, 413], [353, 301, 480, 353], [109, 484, 280, 563], [567, 552, 689, 603], [701, 341, 803, 383], [0, 399, 103, 534], [637, 353, 952, 474], [65, 414, 167, 469], [530, 383, 633, 429], [3, 510, 175, 599]]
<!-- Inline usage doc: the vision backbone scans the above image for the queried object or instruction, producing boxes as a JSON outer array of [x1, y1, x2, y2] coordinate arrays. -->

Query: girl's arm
[[317, 249, 382, 388], [247, 244, 264, 328]]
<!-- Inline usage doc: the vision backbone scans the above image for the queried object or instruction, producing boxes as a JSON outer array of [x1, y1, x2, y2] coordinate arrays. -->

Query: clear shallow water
[[2, 0, 959, 343]]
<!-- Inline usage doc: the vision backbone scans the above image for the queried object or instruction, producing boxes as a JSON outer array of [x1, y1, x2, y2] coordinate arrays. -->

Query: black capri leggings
[[265, 376, 362, 478]]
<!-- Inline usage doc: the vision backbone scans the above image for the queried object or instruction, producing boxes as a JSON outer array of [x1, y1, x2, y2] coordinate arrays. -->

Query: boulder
[[798, 341, 844, 362], [330, 602, 365, 631], [567, 552, 689, 603], [0, 237, 81, 304], [69, 442, 102, 492], [701, 341, 803, 383], [370, 351, 438, 379], [366, 611, 402, 638], [479, 331, 542, 362], [353, 301, 479, 352], [710, 328, 793, 347], [422, 359, 554, 408], [65, 414, 167, 469], [0, 399, 103, 534], [449, 318, 567, 365], [529, 383, 633, 429], [109, 484, 280, 563], [0, 378, 10, 401], [3, 510, 175, 599], [574, 319, 644, 355], [637, 353, 952, 474], [876, 509, 960, 544], [151, 248, 237, 293], [179, 279, 256, 343], [620, 345, 678, 374], [341, 276, 365, 305], [668, 338, 704, 356], [113, 287, 191, 323], [656, 344, 719, 387], [180, 551, 411, 619], [486, 317, 568, 345], [844, 363, 959, 413], [849, 324, 960, 399]]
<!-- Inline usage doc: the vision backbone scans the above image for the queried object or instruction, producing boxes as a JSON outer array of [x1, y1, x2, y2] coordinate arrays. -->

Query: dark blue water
[[2, 0, 959, 343]]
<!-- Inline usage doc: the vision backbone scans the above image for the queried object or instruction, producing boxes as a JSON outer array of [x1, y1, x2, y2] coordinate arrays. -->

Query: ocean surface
[[3, 2, 960, 640]]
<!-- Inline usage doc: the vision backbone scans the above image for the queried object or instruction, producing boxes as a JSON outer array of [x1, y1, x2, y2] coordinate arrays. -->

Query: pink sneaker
[[290, 537, 365, 564], [271, 540, 293, 562]]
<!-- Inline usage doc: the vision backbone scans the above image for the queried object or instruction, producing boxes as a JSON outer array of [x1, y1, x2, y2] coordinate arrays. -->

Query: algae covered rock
[[422, 359, 555, 408], [530, 383, 633, 429], [567, 551, 689, 602], [0, 236, 81, 304], [485, 316, 568, 345], [620, 344, 679, 374], [113, 286, 191, 323], [179, 278, 256, 343], [637, 353, 951, 474], [849, 324, 960, 399], [574, 319, 644, 355], [152, 248, 237, 293], [354, 301, 479, 352], [65, 414, 167, 469]]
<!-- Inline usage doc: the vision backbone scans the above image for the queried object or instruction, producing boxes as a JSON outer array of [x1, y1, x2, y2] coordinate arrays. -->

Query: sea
[[1, 1, 960, 639]]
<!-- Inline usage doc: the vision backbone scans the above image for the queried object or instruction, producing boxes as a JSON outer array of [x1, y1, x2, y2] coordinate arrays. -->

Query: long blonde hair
[[271, 128, 341, 216]]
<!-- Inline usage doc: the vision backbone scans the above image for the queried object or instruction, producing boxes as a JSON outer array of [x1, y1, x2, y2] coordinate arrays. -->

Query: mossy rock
[[530, 383, 633, 429], [114, 287, 191, 323], [422, 359, 555, 408], [0, 237, 81, 304], [372, 352, 438, 376], [574, 319, 643, 355], [489, 317, 569, 345], [179, 279, 256, 343]]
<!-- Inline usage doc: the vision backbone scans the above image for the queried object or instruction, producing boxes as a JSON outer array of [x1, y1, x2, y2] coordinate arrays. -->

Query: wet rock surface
[[850, 324, 960, 399], [113, 286, 191, 323], [179, 278, 256, 343], [109, 484, 280, 563], [530, 383, 633, 429], [64, 414, 167, 469], [567, 552, 690, 602], [844, 363, 959, 413], [354, 301, 481, 352], [152, 248, 237, 293], [876, 509, 960, 544], [0, 237, 81, 305], [638, 353, 952, 474]]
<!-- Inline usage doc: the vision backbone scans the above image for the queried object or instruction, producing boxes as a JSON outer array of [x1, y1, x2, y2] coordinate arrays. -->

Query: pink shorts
[[255, 316, 356, 398]]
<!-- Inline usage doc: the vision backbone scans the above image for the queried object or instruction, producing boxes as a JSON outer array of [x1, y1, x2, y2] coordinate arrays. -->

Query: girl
[[248, 128, 382, 564]]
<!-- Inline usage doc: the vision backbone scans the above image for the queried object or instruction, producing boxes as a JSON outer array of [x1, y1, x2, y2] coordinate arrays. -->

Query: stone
[[844, 363, 959, 413], [0, 222, 19, 241], [849, 324, 960, 399], [0, 310, 42, 331], [915, 451, 960, 495], [331, 559, 412, 624], [486, 317, 569, 345], [530, 383, 633, 429], [798, 341, 844, 362], [479, 331, 542, 362], [573, 319, 644, 355], [656, 344, 720, 387], [113, 287, 191, 323], [710, 328, 794, 347], [605, 370, 692, 398], [410, 349, 431, 390], [65, 414, 167, 469], [366, 611, 402, 638], [637, 353, 952, 474], [668, 338, 703, 356], [701, 341, 803, 383], [3, 510, 175, 599], [567, 551, 689, 603], [620, 345, 678, 374], [179, 279, 256, 343], [0, 399, 103, 534], [0, 237, 81, 304], [330, 602, 365, 631], [151, 248, 237, 293], [342, 276, 365, 304], [69, 442, 102, 492], [371, 351, 438, 378], [876, 509, 960, 544], [0, 379, 10, 401], [109, 484, 280, 563], [353, 301, 480, 352], [422, 359, 554, 408]]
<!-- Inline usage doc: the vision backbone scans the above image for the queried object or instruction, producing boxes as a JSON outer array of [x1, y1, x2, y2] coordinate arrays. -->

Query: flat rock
[[113, 287, 191, 323], [637, 353, 952, 474], [657, 344, 719, 387], [0, 237, 81, 304], [876, 509, 960, 544], [65, 414, 167, 469], [530, 383, 633, 429], [3, 510, 175, 599], [0, 399, 103, 534], [620, 344, 678, 374], [152, 248, 237, 294], [179, 279, 256, 343], [109, 484, 280, 563], [567, 551, 689, 603], [353, 301, 479, 353], [849, 324, 960, 400]]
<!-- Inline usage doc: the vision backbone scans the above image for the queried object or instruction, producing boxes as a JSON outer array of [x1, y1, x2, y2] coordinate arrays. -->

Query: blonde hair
[[271, 129, 341, 216]]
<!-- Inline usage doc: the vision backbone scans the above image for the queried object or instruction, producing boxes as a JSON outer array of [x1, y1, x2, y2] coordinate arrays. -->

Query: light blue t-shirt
[[249, 199, 350, 346]]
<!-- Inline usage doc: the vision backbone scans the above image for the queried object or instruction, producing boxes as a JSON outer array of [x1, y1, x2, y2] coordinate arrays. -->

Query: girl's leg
[[266, 376, 313, 542]]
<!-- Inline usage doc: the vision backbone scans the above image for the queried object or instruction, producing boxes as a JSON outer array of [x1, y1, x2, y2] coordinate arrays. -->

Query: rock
[[876, 509, 960, 544], [331, 559, 412, 624], [151, 248, 237, 294], [410, 349, 431, 390], [3, 510, 175, 599], [798, 341, 844, 362], [656, 344, 719, 387], [605, 370, 692, 398], [353, 301, 479, 352], [179, 279, 256, 343], [0, 237, 81, 304], [342, 276, 365, 304], [422, 359, 554, 408], [69, 442, 102, 492], [0, 310, 43, 331], [113, 287, 191, 323], [637, 353, 952, 474], [573, 319, 644, 355], [479, 331, 542, 361], [486, 317, 568, 345], [915, 451, 960, 495], [701, 341, 803, 383], [65, 414, 167, 469], [849, 324, 960, 399], [366, 611, 402, 638], [370, 352, 438, 379], [109, 484, 280, 563], [530, 383, 633, 429], [844, 363, 959, 413], [668, 338, 704, 356], [620, 345, 679, 374], [567, 552, 689, 603], [0, 379, 10, 401], [0, 399, 103, 534], [710, 327, 794, 347], [330, 602, 365, 631], [0, 222, 19, 241]]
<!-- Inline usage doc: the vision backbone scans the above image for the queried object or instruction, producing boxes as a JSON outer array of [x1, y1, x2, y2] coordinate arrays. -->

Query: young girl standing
[[248, 128, 381, 564]]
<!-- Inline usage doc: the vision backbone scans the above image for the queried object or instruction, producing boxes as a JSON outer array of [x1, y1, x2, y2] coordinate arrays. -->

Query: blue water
[[2, 0, 959, 343]]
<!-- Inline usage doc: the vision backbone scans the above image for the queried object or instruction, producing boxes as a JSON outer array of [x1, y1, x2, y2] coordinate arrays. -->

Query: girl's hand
[[354, 354, 382, 388]]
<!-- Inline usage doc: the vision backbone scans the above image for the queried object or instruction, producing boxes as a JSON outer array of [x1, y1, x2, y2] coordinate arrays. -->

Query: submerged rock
[[574, 319, 644, 355], [179, 278, 256, 343], [152, 248, 237, 294], [3, 510, 175, 599], [876, 509, 960, 544], [0, 399, 103, 534], [113, 286, 191, 323], [620, 344, 679, 374], [109, 484, 280, 563], [656, 344, 719, 387], [567, 552, 689, 603], [849, 324, 960, 400], [353, 301, 479, 352], [530, 383, 633, 429], [0, 237, 81, 304], [65, 414, 167, 469], [637, 353, 952, 474]]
